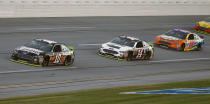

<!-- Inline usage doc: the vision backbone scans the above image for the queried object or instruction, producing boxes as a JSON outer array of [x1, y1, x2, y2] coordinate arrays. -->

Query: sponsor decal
[[98, 53, 126, 61], [54, 53, 62, 63], [121, 87, 210, 94], [19, 46, 43, 55], [109, 47, 114, 51]]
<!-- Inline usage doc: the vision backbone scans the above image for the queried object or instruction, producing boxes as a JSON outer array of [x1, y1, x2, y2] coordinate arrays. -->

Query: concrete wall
[[0, 0, 210, 18]]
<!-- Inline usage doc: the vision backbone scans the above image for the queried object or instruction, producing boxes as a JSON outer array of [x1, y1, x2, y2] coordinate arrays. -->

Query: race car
[[195, 17, 210, 33], [98, 35, 154, 61], [11, 39, 75, 66], [155, 29, 204, 51]]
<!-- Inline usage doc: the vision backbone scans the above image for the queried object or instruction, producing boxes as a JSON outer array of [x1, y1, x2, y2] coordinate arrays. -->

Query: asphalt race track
[[0, 16, 210, 98]]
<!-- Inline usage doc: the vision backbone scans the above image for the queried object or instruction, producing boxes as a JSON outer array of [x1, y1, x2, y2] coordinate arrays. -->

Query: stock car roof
[[119, 35, 140, 42], [173, 29, 191, 34], [35, 39, 57, 44]]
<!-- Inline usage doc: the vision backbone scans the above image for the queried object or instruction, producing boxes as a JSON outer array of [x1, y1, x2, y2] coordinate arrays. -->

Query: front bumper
[[99, 48, 124, 58]]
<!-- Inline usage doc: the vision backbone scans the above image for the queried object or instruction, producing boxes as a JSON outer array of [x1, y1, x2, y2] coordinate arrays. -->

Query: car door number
[[136, 49, 144, 59]]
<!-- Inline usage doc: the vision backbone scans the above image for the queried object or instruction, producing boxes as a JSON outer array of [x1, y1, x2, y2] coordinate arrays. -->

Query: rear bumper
[[195, 25, 210, 33], [11, 53, 43, 65]]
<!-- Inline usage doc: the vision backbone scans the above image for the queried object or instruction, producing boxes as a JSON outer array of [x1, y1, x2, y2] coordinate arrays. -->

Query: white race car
[[99, 36, 154, 60]]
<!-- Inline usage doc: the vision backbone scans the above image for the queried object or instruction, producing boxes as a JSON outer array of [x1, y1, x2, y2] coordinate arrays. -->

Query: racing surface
[[0, 16, 210, 98]]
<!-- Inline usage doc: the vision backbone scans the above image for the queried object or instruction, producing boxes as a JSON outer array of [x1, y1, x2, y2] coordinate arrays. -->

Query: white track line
[[149, 57, 210, 63], [0, 67, 78, 74], [79, 44, 102, 46], [19, 27, 96, 30]]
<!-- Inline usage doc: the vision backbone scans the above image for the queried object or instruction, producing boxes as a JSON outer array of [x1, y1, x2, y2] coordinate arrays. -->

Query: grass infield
[[0, 79, 210, 104]]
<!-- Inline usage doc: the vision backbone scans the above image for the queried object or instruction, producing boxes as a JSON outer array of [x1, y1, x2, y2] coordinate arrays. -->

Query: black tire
[[42, 56, 49, 67], [179, 44, 185, 51], [126, 51, 133, 61], [145, 51, 152, 60], [63, 55, 74, 66], [196, 44, 202, 51]]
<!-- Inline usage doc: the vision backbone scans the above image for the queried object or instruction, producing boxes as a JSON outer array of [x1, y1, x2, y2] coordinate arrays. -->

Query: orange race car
[[155, 29, 204, 51]]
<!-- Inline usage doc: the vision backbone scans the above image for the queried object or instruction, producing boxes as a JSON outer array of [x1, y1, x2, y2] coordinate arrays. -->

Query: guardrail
[[0, 0, 209, 18], [0, 0, 210, 6]]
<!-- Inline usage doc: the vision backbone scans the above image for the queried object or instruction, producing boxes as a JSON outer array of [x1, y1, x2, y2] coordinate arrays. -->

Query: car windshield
[[25, 40, 53, 52], [111, 37, 136, 47], [165, 30, 188, 39]]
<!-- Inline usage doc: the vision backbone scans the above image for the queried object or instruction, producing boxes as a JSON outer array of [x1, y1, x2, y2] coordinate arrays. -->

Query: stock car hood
[[15, 46, 44, 55], [103, 42, 133, 52], [160, 35, 182, 41], [198, 21, 210, 28]]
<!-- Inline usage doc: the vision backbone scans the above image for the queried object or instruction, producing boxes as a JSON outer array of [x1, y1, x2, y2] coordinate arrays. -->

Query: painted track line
[[149, 57, 210, 63], [1, 57, 210, 74], [19, 27, 96, 30], [0, 67, 78, 74], [79, 44, 101, 46]]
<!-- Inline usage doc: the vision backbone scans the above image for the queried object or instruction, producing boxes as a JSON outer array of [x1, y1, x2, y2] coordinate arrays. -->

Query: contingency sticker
[[121, 87, 210, 94]]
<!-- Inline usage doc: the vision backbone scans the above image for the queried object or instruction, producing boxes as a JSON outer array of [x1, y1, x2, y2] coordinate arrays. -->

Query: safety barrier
[[0, 0, 209, 18], [0, 0, 210, 6]]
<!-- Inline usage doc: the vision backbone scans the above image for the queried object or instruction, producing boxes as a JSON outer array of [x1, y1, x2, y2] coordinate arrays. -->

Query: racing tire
[[145, 51, 152, 60], [42, 56, 49, 67], [63, 55, 74, 66], [196, 44, 202, 51], [179, 44, 185, 51], [126, 51, 133, 61]]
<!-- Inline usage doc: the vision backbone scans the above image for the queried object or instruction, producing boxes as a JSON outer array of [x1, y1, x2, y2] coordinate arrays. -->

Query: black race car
[[11, 39, 75, 66]]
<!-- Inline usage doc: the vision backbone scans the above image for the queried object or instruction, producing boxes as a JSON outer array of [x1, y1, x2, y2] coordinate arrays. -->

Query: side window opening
[[136, 41, 143, 48], [53, 45, 62, 52], [188, 34, 194, 40]]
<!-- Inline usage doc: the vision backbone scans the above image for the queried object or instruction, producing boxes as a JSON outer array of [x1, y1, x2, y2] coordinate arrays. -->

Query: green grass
[[0, 79, 210, 104]]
